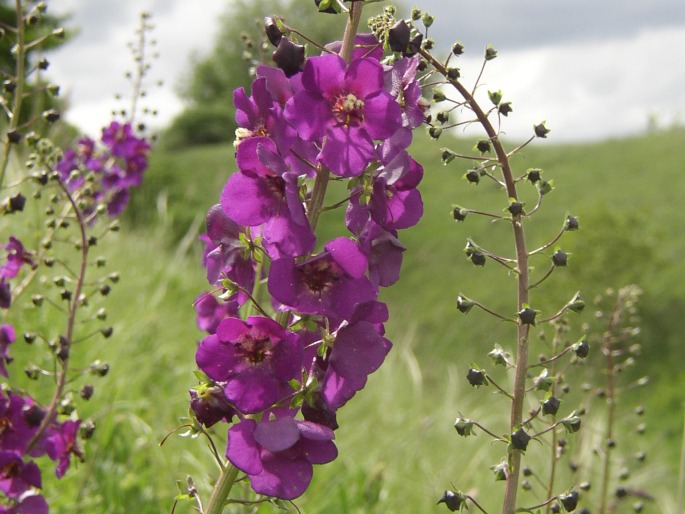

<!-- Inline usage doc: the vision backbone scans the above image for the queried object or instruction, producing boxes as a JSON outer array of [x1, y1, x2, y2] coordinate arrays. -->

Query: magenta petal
[[321, 369, 365, 409], [256, 65, 293, 105], [251, 452, 312, 500], [254, 417, 300, 452], [225, 369, 281, 414], [227, 420, 263, 475], [295, 420, 335, 441], [298, 437, 338, 465], [345, 58, 384, 98], [302, 54, 345, 94], [330, 321, 389, 378], [324, 238, 367, 278], [363, 92, 403, 140], [220, 172, 273, 226], [321, 126, 375, 177], [233, 87, 253, 127], [195, 334, 234, 382], [285, 91, 332, 141]]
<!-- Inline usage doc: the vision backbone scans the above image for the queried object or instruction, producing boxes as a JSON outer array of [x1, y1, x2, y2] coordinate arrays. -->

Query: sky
[[47, 0, 685, 142]]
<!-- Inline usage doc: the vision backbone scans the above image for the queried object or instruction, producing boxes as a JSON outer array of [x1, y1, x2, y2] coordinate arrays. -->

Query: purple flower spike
[[268, 237, 376, 321], [195, 316, 303, 414], [0, 324, 16, 377], [226, 414, 337, 500], [285, 55, 402, 177], [44, 419, 83, 478]]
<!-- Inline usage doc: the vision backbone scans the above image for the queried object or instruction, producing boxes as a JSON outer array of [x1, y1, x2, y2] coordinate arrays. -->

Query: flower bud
[[80, 419, 96, 439], [573, 338, 589, 358], [507, 200, 524, 216], [466, 368, 487, 387], [454, 417, 475, 436], [411, 8, 422, 20], [491, 461, 507, 481], [484, 45, 497, 60], [422, 13, 434, 27], [101, 327, 114, 338], [559, 491, 579, 512], [437, 490, 465, 511], [469, 251, 485, 266], [7, 130, 22, 144], [568, 292, 585, 313], [264, 17, 283, 47], [446, 67, 460, 80], [488, 344, 510, 366], [534, 121, 550, 138], [552, 250, 568, 267], [518, 307, 537, 325], [388, 19, 410, 52], [488, 90, 502, 106], [38, 57, 49, 70], [428, 127, 442, 139], [456, 294, 474, 314], [314, 0, 339, 14], [433, 88, 446, 102], [527, 168, 542, 183], [565, 215, 579, 231], [451, 41, 464, 55], [465, 169, 480, 184], [23, 404, 46, 426], [405, 34, 423, 57], [562, 414, 581, 433], [42, 109, 60, 123], [80, 384, 94, 400], [543, 396, 561, 416], [510, 428, 531, 451], [452, 207, 468, 222], [476, 140, 491, 154], [272, 37, 305, 77], [498, 102, 513, 116]]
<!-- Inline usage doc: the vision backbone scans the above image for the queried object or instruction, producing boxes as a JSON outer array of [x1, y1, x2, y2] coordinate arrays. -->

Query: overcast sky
[[48, 0, 685, 142]]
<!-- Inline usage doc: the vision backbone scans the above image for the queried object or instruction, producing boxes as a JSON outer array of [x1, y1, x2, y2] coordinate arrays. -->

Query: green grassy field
[[26, 126, 685, 513]]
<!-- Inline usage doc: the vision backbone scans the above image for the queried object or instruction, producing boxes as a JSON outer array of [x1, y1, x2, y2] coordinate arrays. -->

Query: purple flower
[[194, 293, 238, 335], [325, 33, 383, 62], [285, 54, 402, 177], [203, 205, 255, 300], [221, 137, 315, 258], [0, 493, 48, 514], [226, 414, 337, 500], [195, 316, 303, 414], [385, 56, 427, 129], [0, 279, 10, 309], [189, 385, 236, 428], [320, 303, 392, 409], [357, 221, 406, 289], [43, 419, 83, 478], [0, 393, 39, 455], [0, 451, 41, 498], [0, 324, 16, 377], [1, 238, 35, 280], [268, 237, 376, 321]]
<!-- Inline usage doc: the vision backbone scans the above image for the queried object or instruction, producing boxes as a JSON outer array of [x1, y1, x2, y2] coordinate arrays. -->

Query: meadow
[[26, 126, 685, 513]]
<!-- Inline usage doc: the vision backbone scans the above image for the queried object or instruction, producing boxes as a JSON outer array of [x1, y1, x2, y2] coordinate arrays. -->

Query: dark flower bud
[[465, 169, 480, 184], [498, 102, 513, 116], [456, 294, 475, 314], [437, 490, 464, 511], [422, 13, 434, 27], [441, 148, 456, 164], [264, 17, 283, 46], [88, 236, 98, 247], [101, 327, 114, 338], [559, 491, 579, 511], [552, 250, 568, 267], [100, 284, 111, 296], [405, 34, 423, 57], [543, 396, 561, 416], [23, 404, 46, 426], [454, 417, 475, 436], [190, 385, 237, 428], [484, 45, 497, 60], [507, 201, 524, 216], [563, 414, 581, 433], [433, 88, 446, 102], [109, 272, 120, 283], [60, 289, 72, 301], [466, 368, 487, 387], [523, 466, 533, 476], [42, 110, 60, 123], [80, 419, 96, 439], [417, 59, 428, 72], [8, 193, 25, 213], [565, 215, 579, 231], [7, 130, 22, 144], [272, 37, 305, 78], [423, 38, 435, 50], [23, 332, 36, 344], [80, 384, 94, 400], [607, 438, 617, 449], [551, 504, 561, 513], [428, 127, 442, 139], [527, 168, 542, 183], [510, 428, 531, 451], [436, 111, 450, 124], [615, 486, 627, 498], [446, 67, 460, 80], [518, 307, 537, 325], [3, 80, 16, 92], [573, 339, 590, 358], [411, 8, 422, 20], [32, 294, 44, 307], [388, 19, 410, 53], [476, 140, 491, 154], [521, 480, 532, 490], [534, 122, 550, 138], [92, 361, 110, 377], [453, 207, 468, 222], [451, 41, 464, 55], [537, 179, 553, 195], [301, 391, 338, 430], [469, 251, 486, 266], [38, 57, 49, 70]]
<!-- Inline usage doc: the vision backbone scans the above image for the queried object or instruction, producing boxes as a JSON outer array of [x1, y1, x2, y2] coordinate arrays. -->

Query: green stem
[[0, 0, 26, 191], [204, 464, 240, 514]]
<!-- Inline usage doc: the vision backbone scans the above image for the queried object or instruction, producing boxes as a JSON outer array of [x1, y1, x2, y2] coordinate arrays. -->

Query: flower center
[[301, 259, 342, 295], [238, 336, 272, 365], [264, 174, 286, 201], [332, 93, 364, 126]]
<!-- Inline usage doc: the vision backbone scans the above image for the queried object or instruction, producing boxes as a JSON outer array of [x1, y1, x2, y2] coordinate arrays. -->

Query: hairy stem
[[420, 48, 531, 514], [204, 464, 240, 514]]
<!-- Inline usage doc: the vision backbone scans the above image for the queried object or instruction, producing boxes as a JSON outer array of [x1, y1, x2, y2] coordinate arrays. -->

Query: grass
[[8, 126, 685, 512]]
